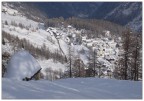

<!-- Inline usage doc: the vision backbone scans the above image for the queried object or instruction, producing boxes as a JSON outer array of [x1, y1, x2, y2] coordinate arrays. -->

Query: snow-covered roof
[[72, 34, 76, 38], [87, 43, 93, 47], [82, 36, 86, 39], [5, 50, 41, 80], [86, 39, 92, 43], [67, 25, 72, 28]]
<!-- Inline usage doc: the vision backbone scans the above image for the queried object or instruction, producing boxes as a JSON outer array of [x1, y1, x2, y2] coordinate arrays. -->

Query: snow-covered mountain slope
[[2, 3, 122, 78], [2, 6, 68, 54], [103, 2, 142, 31], [2, 2, 47, 22], [2, 78, 142, 99], [38, 59, 66, 78], [1, 4, 87, 76]]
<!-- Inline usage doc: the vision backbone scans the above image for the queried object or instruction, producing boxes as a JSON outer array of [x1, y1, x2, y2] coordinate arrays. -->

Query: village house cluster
[[46, 25, 120, 77], [82, 31, 119, 59], [81, 31, 120, 77], [46, 25, 119, 62]]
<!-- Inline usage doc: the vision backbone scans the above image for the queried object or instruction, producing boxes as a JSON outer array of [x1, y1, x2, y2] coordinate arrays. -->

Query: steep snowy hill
[[2, 78, 142, 99], [101, 2, 142, 31], [2, 3, 89, 79], [2, 2, 47, 22], [2, 3, 123, 79]]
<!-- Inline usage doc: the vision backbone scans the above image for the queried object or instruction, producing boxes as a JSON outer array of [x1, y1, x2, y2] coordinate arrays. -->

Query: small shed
[[5, 50, 42, 81]]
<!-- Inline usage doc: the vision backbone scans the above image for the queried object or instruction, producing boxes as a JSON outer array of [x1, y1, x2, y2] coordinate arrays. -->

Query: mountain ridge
[[33, 2, 142, 32], [3, 2, 142, 31]]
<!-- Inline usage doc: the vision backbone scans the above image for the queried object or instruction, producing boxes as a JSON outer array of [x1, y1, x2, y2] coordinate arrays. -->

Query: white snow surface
[[2, 13, 39, 29], [38, 59, 66, 76], [4, 50, 41, 80], [2, 78, 142, 99], [2, 42, 14, 55]]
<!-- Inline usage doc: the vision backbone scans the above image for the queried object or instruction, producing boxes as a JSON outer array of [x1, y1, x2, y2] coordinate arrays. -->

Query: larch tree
[[121, 29, 133, 80], [116, 28, 142, 81], [73, 55, 85, 77], [67, 44, 73, 78], [131, 33, 142, 81]]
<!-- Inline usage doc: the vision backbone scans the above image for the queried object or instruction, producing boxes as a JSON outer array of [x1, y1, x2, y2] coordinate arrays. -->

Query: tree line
[[44, 17, 125, 38], [113, 29, 142, 81]]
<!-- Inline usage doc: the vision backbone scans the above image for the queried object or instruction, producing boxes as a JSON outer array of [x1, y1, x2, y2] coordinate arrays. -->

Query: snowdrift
[[4, 50, 41, 80]]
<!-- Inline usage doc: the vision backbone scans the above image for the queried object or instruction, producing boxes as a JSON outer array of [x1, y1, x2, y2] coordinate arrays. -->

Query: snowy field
[[2, 78, 142, 99]]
